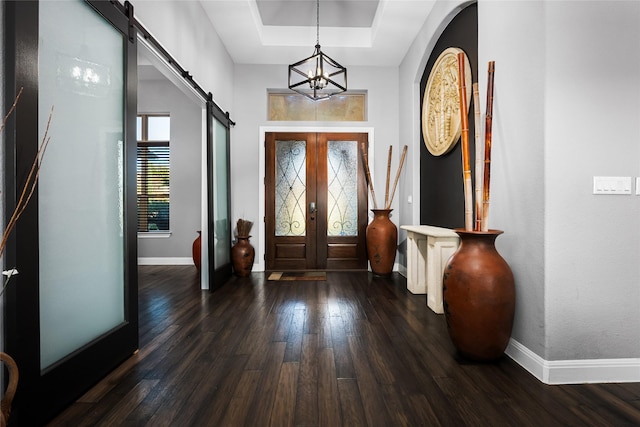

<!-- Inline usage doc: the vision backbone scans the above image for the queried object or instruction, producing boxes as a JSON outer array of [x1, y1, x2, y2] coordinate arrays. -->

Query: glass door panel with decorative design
[[265, 132, 367, 271]]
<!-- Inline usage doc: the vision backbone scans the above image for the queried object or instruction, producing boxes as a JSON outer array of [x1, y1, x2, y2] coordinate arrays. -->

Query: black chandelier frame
[[287, 0, 347, 101]]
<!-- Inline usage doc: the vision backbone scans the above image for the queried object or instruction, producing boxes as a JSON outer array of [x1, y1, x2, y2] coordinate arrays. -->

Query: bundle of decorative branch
[[360, 142, 378, 209], [360, 143, 408, 210], [456, 54, 496, 231], [0, 88, 54, 258], [236, 218, 253, 237], [385, 145, 408, 209]]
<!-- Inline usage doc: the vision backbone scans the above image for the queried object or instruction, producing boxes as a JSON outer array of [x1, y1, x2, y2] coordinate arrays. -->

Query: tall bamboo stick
[[473, 83, 483, 231], [360, 142, 378, 209], [481, 61, 496, 232], [456, 53, 473, 231], [385, 145, 393, 208], [386, 145, 407, 210]]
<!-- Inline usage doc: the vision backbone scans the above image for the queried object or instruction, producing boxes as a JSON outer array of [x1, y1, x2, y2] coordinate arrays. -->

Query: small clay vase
[[365, 209, 397, 276], [442, 229, 515, 361], [231, 235, 255, 277]]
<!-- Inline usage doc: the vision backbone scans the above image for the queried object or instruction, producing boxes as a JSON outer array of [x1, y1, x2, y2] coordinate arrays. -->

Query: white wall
[[542, 1, 640, 361], [231, 64, 399, 271], [401, 0, 640, 382], [131, 0, 235, 281], [131, 0, 234, 110], [481, 0, 640, 369], [478, 0, 547, 359], [137, 79, 202, 262]]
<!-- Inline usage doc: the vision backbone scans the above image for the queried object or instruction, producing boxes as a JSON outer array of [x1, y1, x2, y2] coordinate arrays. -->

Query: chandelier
[[288, 0, 347, 101]]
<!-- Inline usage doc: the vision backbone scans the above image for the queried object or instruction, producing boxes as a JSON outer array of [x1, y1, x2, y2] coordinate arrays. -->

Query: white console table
[[400, 225, 460, 314]]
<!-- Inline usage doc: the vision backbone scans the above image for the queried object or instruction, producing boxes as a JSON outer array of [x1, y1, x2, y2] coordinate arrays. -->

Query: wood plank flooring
[[48, 266, 640, 426]]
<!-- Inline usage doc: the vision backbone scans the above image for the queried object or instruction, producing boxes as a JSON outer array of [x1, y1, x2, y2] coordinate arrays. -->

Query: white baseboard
[[138, 257, 194, 266], [505, 339, 640, 384]]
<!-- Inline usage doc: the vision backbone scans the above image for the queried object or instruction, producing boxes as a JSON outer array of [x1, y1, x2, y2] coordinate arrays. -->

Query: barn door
[[4, 1, 138, 423]]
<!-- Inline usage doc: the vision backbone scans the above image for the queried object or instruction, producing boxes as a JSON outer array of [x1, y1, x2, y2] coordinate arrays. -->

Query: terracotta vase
[[0, 352, 18, 427], [366, 209, 397, 276], [192, 231, 202, 272], [231, 235, 255, 277], [442, 229, 515, 361]]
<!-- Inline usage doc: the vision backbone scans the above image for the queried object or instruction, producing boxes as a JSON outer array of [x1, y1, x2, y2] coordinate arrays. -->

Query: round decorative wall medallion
[[422, 47, 473, 156]]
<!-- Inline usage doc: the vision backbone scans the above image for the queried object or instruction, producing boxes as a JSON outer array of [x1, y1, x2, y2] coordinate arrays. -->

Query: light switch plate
[[593, 176, 631, 195]]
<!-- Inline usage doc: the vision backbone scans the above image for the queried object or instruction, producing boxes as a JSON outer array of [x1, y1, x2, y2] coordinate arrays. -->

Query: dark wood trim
[[3, 2, 45, 423], [316, 134, 329, 267]]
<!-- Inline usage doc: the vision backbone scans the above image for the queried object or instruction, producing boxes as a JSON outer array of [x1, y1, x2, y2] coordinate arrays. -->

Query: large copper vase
[[442, 229, 515, 361], [366, 209, 397, 276]]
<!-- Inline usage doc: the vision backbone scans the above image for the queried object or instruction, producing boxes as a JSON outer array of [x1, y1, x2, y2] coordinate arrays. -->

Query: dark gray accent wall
[[420, 4, 478, 228]]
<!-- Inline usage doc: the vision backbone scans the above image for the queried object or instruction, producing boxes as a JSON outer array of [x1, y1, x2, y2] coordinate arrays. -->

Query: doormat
[[267, 272, 327, 281]]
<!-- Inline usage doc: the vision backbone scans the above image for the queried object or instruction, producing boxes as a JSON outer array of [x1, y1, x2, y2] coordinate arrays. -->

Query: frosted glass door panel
[[327, 140, 358, 236], [275, 140, 307, 236], [213, 120, 230, 268], [38, 0, 125, 370]]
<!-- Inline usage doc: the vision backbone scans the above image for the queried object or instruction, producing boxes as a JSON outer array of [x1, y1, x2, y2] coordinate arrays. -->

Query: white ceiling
[[198, 0, 437, 67]]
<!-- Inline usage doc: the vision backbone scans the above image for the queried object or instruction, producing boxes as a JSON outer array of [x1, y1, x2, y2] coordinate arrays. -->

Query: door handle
[[309, 202, 316, 213]]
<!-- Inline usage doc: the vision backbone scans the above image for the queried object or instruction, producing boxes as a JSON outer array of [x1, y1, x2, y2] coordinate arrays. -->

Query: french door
[[4, 1, 138, 424], [265, 132, 368, 271]]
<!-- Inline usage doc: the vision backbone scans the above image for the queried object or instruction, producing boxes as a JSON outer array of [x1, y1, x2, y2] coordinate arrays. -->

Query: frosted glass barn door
[[207, 101, 233, 290], [38, 0, 127, 370], [4, 1, 138, 423]]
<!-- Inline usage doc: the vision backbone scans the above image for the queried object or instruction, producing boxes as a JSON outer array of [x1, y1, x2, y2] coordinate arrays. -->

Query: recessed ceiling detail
[[256, 0, 378, 28], [199, 0, 437, 66]]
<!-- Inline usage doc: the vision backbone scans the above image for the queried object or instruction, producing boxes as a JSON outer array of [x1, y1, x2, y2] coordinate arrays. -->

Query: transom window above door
[[137, 114, 171, 233], [267, 91, 367, 121]]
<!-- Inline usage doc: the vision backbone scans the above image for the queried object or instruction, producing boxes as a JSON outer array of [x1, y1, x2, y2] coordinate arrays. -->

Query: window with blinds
[[137, 114, 170, 232]]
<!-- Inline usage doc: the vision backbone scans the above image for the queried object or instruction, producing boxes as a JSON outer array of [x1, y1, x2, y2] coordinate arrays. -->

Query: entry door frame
[[257, 126, 375, 272]]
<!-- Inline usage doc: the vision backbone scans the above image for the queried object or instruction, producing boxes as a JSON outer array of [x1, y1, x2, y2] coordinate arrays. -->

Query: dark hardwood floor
[[48, 266, 640, 426]]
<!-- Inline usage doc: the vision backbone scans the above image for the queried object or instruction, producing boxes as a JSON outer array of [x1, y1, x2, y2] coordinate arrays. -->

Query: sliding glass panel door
[[207, 102, 232, 289], [4, 1, 138, 423], [38, 0, 126, 370], [212, 120, 231, 269]]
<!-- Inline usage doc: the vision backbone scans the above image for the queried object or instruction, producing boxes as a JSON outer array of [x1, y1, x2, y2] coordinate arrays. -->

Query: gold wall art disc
[[422, 47, 473, 156]]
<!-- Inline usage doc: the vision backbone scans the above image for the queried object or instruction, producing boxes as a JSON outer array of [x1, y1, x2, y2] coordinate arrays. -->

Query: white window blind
[[137, 115, 170, 232]]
